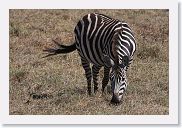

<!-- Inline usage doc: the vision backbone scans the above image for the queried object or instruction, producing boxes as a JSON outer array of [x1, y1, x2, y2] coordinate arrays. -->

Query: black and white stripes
[[44, 13, 136, 103]]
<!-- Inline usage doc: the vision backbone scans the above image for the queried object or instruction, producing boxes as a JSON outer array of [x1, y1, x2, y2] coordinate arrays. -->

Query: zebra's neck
[[107, 30, 123, 64]]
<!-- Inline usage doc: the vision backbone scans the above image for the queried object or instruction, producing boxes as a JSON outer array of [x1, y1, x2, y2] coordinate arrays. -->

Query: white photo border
[[0, 0, 178, 124]]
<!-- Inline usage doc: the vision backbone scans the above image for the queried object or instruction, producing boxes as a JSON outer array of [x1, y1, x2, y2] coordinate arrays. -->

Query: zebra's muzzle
[[111, 93, 121, 103]]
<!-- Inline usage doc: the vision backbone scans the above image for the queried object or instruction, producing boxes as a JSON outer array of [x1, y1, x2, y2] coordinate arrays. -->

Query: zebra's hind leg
[[81, 58, 92, 95], [102, 66, 110, 93], [92, 65, 101, 93]]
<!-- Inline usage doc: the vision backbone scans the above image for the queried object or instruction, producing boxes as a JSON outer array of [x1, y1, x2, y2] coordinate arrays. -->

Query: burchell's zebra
[[43, 13, 136, 103]]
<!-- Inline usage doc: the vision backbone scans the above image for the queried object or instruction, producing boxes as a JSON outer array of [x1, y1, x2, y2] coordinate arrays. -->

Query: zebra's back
[[74, 13, 135, 66]]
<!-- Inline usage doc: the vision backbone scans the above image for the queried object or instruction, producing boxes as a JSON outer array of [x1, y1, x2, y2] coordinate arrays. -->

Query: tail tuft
[[42, 39, 76, 58]]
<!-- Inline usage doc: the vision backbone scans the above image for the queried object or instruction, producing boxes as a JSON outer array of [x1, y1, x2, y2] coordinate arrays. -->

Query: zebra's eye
[[119, 63, 125, 68]]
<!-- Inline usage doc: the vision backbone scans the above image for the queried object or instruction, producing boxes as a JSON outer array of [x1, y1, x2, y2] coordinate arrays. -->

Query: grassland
[[9, 9, 169, 115]]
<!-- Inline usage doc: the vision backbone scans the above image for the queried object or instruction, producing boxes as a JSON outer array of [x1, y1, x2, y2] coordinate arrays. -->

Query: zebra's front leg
[[102, 66, 110, 93], [81, 59, 92, 95], [92, 65, 101, 93]]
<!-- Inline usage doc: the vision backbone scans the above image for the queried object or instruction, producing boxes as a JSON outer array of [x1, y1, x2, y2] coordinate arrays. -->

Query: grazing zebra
[[43, 13, 136, 103]]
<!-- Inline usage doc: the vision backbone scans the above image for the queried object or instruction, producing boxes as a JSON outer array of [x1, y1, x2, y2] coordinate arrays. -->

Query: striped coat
[[44, 13, 136, 103]]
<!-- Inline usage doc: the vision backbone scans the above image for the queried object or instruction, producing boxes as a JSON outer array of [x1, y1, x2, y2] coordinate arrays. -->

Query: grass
[[9, 9, 169, 115]]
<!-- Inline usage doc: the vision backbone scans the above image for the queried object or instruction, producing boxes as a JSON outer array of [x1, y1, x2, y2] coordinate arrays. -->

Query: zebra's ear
[[103, 54, 115, 67]]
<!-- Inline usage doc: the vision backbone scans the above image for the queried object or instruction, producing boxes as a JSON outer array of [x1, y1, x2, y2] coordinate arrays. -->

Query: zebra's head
[[103, 55, 129, 103], [109, 56, 129, 103], [103, 29, 130, 103]]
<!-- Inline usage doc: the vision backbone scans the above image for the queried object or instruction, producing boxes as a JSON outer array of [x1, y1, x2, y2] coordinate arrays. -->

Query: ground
[[9, 9, 169, 115]]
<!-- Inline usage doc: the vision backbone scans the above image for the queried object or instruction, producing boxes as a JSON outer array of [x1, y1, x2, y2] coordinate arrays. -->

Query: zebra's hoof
[[87, 91, 92, 96], [87, 87, 92, 95], [94, 86, 98, 94], [102, 91, 106, 96]]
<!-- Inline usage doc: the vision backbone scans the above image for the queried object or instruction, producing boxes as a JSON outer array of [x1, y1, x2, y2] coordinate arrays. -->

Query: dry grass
[[9, 9, 169, 115]]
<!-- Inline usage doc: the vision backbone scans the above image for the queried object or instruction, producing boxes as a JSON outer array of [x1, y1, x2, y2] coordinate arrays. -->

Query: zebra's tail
[[42, 39, 76, 58]]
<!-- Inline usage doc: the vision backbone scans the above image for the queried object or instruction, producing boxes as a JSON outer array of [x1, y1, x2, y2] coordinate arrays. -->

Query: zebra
[[43, 13, 136, 103]]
